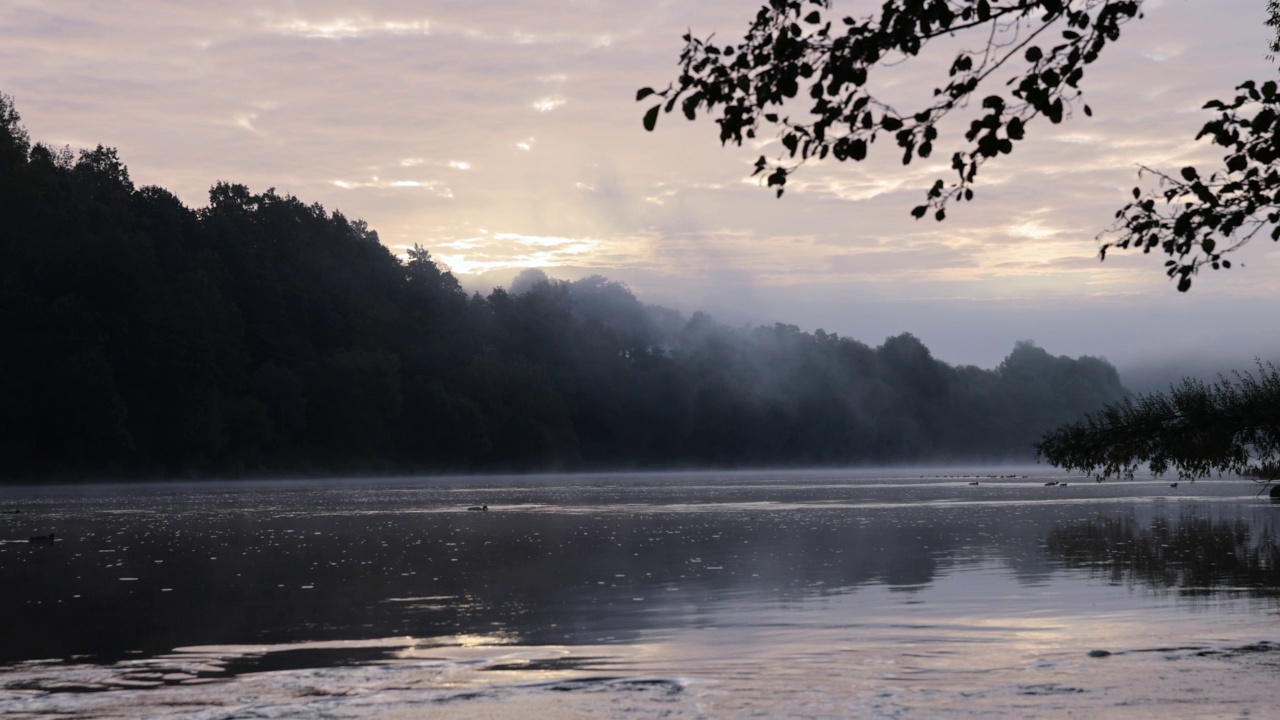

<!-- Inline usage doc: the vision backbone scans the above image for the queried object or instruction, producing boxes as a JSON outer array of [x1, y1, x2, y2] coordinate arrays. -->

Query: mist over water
[[4, 469, 1280, 717], [1118, 352, 1280, 396]]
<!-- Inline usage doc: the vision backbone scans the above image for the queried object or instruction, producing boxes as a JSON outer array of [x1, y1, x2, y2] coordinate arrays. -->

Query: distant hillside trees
[[640, 2, 1280, 484], [0, 92, 1128, 481]]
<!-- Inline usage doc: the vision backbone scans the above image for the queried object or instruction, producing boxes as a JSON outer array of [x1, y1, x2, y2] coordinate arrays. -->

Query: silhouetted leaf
[[643, 104, 660, 132]]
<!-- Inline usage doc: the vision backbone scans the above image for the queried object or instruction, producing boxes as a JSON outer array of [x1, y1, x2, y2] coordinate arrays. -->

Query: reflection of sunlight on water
[[6, 633, 1280, 718]]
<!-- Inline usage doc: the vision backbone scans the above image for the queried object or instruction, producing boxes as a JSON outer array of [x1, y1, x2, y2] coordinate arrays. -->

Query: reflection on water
[[3, 470, 1280, 717], [1046, 512, 1280, 597]]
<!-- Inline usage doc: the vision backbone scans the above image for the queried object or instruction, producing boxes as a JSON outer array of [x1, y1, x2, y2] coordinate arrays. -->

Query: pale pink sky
[[2, 0, 1277, 370]]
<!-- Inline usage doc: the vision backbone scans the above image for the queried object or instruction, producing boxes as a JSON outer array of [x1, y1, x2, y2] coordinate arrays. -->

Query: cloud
[[3, 0, 1277, 366], [433, 230, 645, 275], [261, 17, 432, 39], [531, 95, 566, 113], [332, 178, 454, 198]]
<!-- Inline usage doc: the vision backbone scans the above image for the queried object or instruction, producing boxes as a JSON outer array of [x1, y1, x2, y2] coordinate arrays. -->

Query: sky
[[2, 0, 1278, 372]]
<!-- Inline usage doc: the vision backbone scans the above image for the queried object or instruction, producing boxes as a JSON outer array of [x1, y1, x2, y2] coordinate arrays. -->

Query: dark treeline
[[0, 95, 1128, 480]]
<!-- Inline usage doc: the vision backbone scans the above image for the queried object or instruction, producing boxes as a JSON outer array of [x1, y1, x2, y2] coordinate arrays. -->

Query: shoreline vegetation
[[0, 93, 1129, 484]]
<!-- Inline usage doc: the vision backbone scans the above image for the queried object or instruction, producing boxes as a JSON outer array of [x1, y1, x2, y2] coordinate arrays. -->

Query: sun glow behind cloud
[[264, 17, 432, 39], [333, 178, 453, 198], [434, 232, 614, 274], [532, 96, 566, 113]]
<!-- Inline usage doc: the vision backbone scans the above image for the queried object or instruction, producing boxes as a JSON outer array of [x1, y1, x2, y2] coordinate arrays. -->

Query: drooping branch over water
[[1036, 363, 1280, 482]]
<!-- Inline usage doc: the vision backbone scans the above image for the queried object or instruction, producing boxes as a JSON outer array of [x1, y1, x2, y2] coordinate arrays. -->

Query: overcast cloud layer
[[3, 0, 1278, 370]]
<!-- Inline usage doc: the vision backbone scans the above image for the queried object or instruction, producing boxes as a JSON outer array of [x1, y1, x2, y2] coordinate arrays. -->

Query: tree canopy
[[0, 91, 1130, 481], [642, 0, 1280, 291]]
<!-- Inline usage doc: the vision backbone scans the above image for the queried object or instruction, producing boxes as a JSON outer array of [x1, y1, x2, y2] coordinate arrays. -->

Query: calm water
[[3, 468, 1280, 718]]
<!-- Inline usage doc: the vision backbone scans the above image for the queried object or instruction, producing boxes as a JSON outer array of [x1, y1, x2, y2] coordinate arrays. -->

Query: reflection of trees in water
[[1044, 514, 1280, 596], [1, 505, 963, 663]]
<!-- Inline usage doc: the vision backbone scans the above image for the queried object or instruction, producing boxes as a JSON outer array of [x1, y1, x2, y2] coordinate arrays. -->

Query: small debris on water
[[1088, 649, 1112, 658]]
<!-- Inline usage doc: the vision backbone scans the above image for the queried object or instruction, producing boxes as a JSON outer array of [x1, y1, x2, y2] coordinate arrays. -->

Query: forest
[[0, 94, 1129, 481]]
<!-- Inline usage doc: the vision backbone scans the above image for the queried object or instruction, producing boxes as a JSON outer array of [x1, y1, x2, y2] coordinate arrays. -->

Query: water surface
[[3, 468, 1279, 717]]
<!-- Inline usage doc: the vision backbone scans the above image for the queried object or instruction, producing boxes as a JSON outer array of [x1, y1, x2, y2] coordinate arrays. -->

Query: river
[[3, 468, 1279, 718]]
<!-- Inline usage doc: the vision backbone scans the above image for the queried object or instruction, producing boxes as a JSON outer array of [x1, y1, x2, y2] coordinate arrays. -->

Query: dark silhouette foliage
[[1036, 363, 1280, 482], [641, 1, 1141, 211], [643, 0, 1280, 291], [0, 94, 1128, 481], [1103, 80, 1280, 290]]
